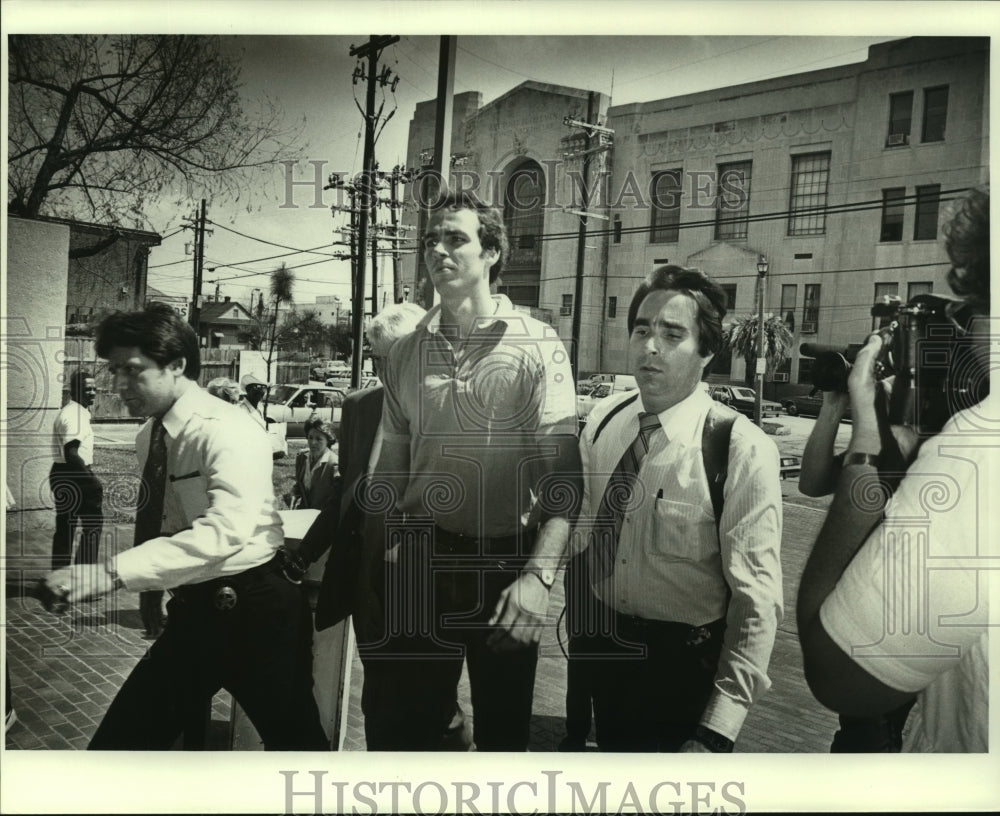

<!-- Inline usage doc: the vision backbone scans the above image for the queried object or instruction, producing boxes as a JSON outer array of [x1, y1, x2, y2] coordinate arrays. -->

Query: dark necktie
[[588, 411, 662, 583], [134, 418, 167, 547]]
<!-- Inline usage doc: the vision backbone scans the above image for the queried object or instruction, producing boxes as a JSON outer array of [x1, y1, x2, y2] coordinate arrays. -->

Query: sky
[[139, 32, 897, 310]]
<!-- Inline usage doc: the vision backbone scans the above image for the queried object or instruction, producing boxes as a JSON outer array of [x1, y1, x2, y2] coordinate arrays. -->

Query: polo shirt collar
[[418, 293, 516, 336]]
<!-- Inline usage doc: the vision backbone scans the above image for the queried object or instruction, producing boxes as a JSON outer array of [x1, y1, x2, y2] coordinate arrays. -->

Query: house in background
[[196, 296, 254, 349]]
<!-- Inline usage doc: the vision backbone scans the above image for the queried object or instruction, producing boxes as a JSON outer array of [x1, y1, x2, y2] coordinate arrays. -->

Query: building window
[[715, 160, 752, 240], [907, 281, 933, 300], [913, 184, 941, 240], [873, 282, 900, 330], [788, 152, 831, 236], [650, 169, 682, 243], [607, 296, 618, 319], [780, 284, 797, 331], [561, 294, 573, 316], [720, 284, 737, 311], [802, 284, 821, 331], [798, 356, 814, 385], [887, 91, 913, 145], [880, 187, 906, 242], [922, 86, 948, 143], [613, 214, 622, 244]]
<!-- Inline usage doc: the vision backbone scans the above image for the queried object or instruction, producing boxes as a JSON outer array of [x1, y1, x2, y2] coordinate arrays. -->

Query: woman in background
[[288, 416, 338, 510]]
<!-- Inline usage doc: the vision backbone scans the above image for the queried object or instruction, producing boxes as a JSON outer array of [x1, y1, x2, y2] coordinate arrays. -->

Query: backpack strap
[[591, 392, 641, 445], [701, 402, 738, 528]]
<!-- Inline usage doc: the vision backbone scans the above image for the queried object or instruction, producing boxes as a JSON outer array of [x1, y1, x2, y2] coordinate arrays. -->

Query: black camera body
[[800, 293, 988, 435]]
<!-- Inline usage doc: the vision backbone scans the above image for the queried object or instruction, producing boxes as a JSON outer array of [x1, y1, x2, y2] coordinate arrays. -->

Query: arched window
[[500, 160, 545, 307]]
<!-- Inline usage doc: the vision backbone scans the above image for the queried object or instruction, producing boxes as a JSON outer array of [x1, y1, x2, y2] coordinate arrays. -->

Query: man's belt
[[170, 555, 283, 611], [430, 525, 537, 562]]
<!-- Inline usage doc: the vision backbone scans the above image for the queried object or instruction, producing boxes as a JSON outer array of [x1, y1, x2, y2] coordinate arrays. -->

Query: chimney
[[224, 296, 231, 303]]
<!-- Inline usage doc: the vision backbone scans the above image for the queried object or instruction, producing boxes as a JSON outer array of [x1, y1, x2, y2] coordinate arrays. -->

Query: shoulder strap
[[591, 392, 641, 444], [701, 402, 738, 527]]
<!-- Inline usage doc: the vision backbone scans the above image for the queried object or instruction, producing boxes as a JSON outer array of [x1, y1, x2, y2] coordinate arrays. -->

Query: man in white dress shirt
[[572, 265, 783, 752], [44, 303, 327, 750]]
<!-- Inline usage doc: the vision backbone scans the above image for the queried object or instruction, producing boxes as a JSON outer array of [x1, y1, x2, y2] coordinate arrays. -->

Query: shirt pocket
[[651, 497, 717, 562], [169, 475, 209, 525]]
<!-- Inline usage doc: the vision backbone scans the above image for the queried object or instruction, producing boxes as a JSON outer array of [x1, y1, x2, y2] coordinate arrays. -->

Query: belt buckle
[[213, 585, 238, 611]]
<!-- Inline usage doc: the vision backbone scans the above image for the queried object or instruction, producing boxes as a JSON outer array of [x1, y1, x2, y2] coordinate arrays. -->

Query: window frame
[[880, 187, 906, 242], [887, 91, 914, 145], [714, 160, 752, 241], [802, 283, 821, 328], [921, 86, 949, 143], [913, 184, 941, 241], [649, 168, 683, 244], [787, 152, 831, 236]]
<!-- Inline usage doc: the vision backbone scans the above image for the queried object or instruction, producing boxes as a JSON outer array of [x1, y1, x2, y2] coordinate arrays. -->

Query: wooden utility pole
[[348, 35, 399, 389], [189, 198, 207, 339]]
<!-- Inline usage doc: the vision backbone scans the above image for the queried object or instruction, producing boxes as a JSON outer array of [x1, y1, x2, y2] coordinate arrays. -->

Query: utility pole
[[563, 111, 613, 380], [754, 255, 770, 427], [348, 35, 399, 389], [188, 198, 208, 340]]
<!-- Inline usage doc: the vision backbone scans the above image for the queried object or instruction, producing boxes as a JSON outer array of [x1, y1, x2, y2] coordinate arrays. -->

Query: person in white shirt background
[[798, 185, 993, 752], [43, 303, 327, 750], [572, 265, 783, 753], [49, 369, 103, 570]]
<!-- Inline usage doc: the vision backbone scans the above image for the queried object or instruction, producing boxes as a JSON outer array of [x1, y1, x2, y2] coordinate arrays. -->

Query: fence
[[61, 339, 313, 420]]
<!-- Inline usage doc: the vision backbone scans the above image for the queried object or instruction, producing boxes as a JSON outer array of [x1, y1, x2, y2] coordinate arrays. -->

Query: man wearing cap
[[239, 373, 269, 431]]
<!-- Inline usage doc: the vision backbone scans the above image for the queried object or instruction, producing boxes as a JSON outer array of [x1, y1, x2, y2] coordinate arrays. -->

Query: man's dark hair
[[944, 185, 989, 303], [70, 369, 93, 399], [627, 265, 728, 358], [427, 191, 509, 282], [96, 302, 201, 380]]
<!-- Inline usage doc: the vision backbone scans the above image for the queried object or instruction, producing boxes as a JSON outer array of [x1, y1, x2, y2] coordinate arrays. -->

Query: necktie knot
[[637, 412, 661, 446]]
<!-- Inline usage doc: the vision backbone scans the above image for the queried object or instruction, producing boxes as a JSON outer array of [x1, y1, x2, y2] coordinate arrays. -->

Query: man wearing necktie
[[572, 265, 783, 753], [44, 303, 327, 750]]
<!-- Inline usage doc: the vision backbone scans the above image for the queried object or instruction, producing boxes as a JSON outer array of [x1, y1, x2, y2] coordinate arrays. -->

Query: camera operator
[[797, 186, 992, 752]]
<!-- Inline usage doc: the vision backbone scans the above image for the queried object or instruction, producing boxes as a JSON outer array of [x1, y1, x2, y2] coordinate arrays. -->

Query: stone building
[[399, 36, 988, 392]]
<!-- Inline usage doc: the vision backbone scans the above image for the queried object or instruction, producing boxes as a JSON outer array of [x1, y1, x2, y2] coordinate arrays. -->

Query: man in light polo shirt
[[49, 370, 103, 569], [365, 192, 580, 751]]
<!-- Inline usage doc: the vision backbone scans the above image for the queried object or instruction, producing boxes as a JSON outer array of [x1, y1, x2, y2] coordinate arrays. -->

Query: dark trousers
[[831, 700, 916, 752], [580, 591, 725, 752], [49, 463, 103, 570], [360, 527, 539, 751], [89, 563, 328, 751]]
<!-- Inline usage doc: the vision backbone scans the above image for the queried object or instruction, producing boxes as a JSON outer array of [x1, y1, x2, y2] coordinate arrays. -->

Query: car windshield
[[267, 385, 297, 404]]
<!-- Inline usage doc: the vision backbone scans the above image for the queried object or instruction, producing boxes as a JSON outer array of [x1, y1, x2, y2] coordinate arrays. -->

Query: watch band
[[105, 564, 125, 591], [843, 452, 880, 468], [694, 724, 734, 753], [524, 566, 556, 590]]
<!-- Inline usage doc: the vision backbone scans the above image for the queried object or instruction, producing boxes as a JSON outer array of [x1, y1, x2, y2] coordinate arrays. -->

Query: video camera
[[800, 293, 988, 435]]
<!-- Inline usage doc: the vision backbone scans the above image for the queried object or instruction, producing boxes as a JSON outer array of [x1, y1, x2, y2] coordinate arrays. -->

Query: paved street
[[5, 416, 850, 752]]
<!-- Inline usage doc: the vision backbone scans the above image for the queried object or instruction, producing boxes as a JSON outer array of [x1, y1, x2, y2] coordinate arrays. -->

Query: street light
[[754, 255, 769, 427]]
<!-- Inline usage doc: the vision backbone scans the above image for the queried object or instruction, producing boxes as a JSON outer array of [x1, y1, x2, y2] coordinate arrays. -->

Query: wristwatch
[[694, 724, 734, 753], [523, 565, 556, 590], [105, 564, 125, 591], [843, 452, 880, 468]]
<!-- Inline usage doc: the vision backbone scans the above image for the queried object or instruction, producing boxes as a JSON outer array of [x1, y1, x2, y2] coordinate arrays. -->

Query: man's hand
[[44, 565, 115, 605], [486, 572, 551, 651], [679, 739, 712, 753], [139, 591, 166, 638]]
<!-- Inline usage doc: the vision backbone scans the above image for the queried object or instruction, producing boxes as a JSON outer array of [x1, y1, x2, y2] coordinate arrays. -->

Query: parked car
[[707, 384, 783, 418], [779, 455, 802, 480], [324, 375, 380, 390], [577, 374, 638, 423], [780, 391, 852, 420], [263, 384, 346, 437], [310, 359, 351, 380]]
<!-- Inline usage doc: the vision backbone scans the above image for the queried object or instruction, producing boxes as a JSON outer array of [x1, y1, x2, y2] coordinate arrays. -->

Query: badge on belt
[[213, 585, 238, 611]]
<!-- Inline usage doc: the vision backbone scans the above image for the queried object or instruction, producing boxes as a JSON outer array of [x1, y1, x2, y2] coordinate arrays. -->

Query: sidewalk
[[5, 490, 840, 753]]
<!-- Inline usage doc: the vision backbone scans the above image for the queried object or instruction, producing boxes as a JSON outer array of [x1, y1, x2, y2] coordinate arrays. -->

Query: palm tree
[[724, 313, 793, 389], [264, 263, 295, 383]]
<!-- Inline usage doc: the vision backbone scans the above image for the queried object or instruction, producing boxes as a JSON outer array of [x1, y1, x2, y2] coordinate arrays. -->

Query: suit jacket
[[305, 387, 384, 630], [291, 449, 339, 510]]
